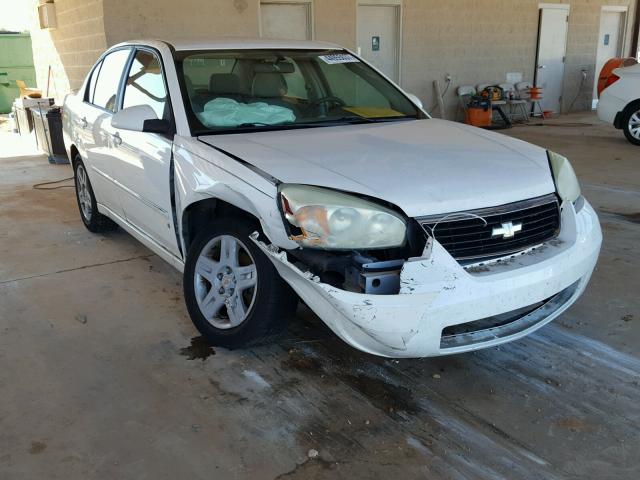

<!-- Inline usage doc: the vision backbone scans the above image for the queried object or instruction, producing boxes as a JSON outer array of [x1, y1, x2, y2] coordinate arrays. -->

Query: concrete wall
[[28, 0, 639, 115], [28, 0, 107, 100]]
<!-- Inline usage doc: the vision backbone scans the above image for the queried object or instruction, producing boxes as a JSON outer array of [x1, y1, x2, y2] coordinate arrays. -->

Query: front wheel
[[622, 101, 640, 146], [73, 156, 116, 232], [183, 218, 298, 348]]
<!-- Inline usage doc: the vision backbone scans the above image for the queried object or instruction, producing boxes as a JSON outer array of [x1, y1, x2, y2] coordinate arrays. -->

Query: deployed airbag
[[197, 98, 295, 127]]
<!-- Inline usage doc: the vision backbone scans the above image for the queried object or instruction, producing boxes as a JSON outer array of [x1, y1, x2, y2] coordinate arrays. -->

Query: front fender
[[173, 136, 299, 253]]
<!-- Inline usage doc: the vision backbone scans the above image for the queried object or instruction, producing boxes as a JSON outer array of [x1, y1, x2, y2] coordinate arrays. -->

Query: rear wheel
[[622, 101, 640, 146], [183, 218, 298, 348], [73, 155, 116, 232]]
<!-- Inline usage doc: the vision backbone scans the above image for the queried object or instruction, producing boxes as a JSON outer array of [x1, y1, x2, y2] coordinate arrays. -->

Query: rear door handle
[[112, 132, 122, 146]]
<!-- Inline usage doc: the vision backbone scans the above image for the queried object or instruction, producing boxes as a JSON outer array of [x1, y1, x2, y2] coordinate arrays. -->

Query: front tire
[[73, 156, 116, 232], [183, 218, 298, 348], [622, 101, 640, 146]]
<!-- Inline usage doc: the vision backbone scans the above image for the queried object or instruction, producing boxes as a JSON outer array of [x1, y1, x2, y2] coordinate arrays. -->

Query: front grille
[[417, 194, 560, 261]]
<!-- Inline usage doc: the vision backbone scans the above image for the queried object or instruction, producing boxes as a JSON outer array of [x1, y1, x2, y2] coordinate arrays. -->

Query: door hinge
[[562, 56, 566, 63]]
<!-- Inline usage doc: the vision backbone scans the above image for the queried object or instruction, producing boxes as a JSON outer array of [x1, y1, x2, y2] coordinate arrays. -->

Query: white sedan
[[62, 38, 601, 358], [597, 63, 640, 145]]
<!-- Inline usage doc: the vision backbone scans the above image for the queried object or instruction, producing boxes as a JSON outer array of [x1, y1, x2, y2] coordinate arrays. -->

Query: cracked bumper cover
[[255, 200, 602, 358]]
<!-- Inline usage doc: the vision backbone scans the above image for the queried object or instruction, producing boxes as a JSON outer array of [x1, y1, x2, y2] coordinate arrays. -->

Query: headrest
[[209, 73, 241, 94], [252, 73, 287, 98], [253, 61, 295, 74]]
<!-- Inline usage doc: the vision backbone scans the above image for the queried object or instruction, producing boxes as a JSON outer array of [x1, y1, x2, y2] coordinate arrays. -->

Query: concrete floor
[[0, 113, 638, 479]]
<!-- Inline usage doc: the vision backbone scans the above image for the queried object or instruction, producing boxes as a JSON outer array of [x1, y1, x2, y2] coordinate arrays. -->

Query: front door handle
[[537, 65, 547, 69], [113, 132, 122, 147], [80, 117, 88, 128]]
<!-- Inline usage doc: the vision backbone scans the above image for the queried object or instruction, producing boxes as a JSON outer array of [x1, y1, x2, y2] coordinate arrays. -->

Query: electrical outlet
[[445, 73, 452, 83]]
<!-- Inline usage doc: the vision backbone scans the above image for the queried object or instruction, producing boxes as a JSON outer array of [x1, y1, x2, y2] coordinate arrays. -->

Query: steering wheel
[[308, 96, 346, 108]]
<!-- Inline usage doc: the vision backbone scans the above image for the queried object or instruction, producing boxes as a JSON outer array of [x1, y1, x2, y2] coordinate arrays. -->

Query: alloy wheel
[[76, 164, 92, 221], [629, 110, 640, 141], [194, 235, 258, 329]]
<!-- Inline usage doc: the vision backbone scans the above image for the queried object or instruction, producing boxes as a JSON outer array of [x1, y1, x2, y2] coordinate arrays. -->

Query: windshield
[[174, 49, 424, 134]]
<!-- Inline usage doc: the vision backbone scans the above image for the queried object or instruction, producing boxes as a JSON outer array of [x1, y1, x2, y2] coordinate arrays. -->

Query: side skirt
[[97, 203, 185, 273]]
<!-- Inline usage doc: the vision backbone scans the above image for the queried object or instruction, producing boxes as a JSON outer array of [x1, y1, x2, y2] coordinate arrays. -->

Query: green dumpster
[[0, 33, 37, 114]]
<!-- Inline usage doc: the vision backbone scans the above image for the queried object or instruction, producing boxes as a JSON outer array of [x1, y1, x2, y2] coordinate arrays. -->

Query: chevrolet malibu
[[62, 39, 602, 358]]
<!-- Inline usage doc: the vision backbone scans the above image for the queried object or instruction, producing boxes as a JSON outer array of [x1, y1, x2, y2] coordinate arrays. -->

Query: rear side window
[[85, 60, 102, 104], [91, 48, 131, 112], [122, 50, 168, 120]]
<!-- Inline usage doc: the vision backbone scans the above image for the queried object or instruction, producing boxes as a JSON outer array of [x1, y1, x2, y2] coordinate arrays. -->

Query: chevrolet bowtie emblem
[[492, 221, 523, 239]]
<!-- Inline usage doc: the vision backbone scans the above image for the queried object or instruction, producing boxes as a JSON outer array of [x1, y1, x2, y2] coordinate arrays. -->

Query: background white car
[[597, 63, 640, 145]]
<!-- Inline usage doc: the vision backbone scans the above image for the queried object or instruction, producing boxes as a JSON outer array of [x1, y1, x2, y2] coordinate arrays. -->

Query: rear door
[[110, 48, 179, 256], [81, 47, 132, 217]]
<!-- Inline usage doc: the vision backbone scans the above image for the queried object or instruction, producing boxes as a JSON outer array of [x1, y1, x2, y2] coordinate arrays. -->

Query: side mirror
[[406, 93, 424, 110], [112, 104, 168, 133]]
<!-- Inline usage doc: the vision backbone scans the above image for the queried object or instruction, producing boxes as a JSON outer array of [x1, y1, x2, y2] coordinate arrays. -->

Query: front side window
[[91, 48, 131, 112], [174, 49, 423, 134], [122, 50, 168, 120]]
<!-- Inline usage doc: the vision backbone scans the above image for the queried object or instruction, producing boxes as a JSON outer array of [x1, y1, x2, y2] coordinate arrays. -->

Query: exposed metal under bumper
[[440, 280, 581, 350]]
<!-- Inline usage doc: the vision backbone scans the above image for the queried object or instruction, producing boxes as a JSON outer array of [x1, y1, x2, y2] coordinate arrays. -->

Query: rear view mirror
[[112, 104, 160, 132]]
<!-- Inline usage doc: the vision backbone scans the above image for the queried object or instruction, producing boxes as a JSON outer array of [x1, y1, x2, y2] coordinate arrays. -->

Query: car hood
[[199, 119, 556, 217]]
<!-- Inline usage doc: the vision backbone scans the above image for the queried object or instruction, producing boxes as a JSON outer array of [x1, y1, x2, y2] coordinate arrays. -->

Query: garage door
[[260, 2, 311, 40]]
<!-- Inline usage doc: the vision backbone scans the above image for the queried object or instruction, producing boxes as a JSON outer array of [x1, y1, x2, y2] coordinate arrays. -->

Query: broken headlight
[[279, 185, 407, 250], [548, 151, 581, 204]]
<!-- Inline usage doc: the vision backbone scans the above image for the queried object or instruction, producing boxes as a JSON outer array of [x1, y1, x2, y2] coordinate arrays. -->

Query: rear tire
[[183, 217, 298, 349], [73, 155, 116, 232], [622, 101, 640, 146]]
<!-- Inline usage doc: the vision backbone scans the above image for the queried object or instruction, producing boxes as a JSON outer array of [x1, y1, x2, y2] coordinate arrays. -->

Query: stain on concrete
[[336, 373, 419, 419], [616, 212, 640, 224], [29, 441, 47, 454], [179, 336, 215, 361]]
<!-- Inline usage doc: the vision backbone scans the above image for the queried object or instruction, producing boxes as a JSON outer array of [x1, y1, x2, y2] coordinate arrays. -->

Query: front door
[[535, 5, 569, 113], [357, 4, 400, 83], [111, 48, 179, 256], [593, 9, 626, 104], [260, 1, 311, 40]]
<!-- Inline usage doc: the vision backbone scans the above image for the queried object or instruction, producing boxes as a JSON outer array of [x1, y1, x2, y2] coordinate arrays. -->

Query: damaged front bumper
[[255, 200, 602, 358]]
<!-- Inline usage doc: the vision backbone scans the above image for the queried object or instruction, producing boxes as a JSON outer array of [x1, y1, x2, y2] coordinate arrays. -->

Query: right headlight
[[548, 150, 581, 204], [279, 184, 407, 250]]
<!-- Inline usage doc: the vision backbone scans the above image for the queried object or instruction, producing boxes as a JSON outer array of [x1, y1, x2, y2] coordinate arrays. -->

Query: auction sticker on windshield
[[319, 53, 360, 64]]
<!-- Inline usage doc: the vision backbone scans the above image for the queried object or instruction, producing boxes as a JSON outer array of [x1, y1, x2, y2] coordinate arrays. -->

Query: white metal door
[[536, 6, 569, 113], [357, 5, 400, 82], [593, 10, 625, 101], [261, 2, 311, 40]]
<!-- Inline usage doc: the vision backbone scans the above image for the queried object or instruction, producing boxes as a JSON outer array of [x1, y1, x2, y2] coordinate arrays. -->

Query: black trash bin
[[30, 106, 68, 164]]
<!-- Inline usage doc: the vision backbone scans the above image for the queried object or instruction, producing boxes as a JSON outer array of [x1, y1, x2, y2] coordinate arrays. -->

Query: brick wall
[[28, 0, 107, 100], [102, 0, 260, 45]]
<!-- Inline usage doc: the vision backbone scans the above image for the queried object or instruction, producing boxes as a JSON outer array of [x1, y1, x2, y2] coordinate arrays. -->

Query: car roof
[[114, 37, 342, 52]]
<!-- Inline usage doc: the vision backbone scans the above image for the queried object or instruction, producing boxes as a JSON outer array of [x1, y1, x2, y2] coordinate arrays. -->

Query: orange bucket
[[529, 87, 543, 100], [465, 107, 492, 127]]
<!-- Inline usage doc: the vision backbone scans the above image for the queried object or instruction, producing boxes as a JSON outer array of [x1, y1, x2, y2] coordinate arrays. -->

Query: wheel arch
[[69, 144, 80, 165], [181, 195, 263, 257]]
